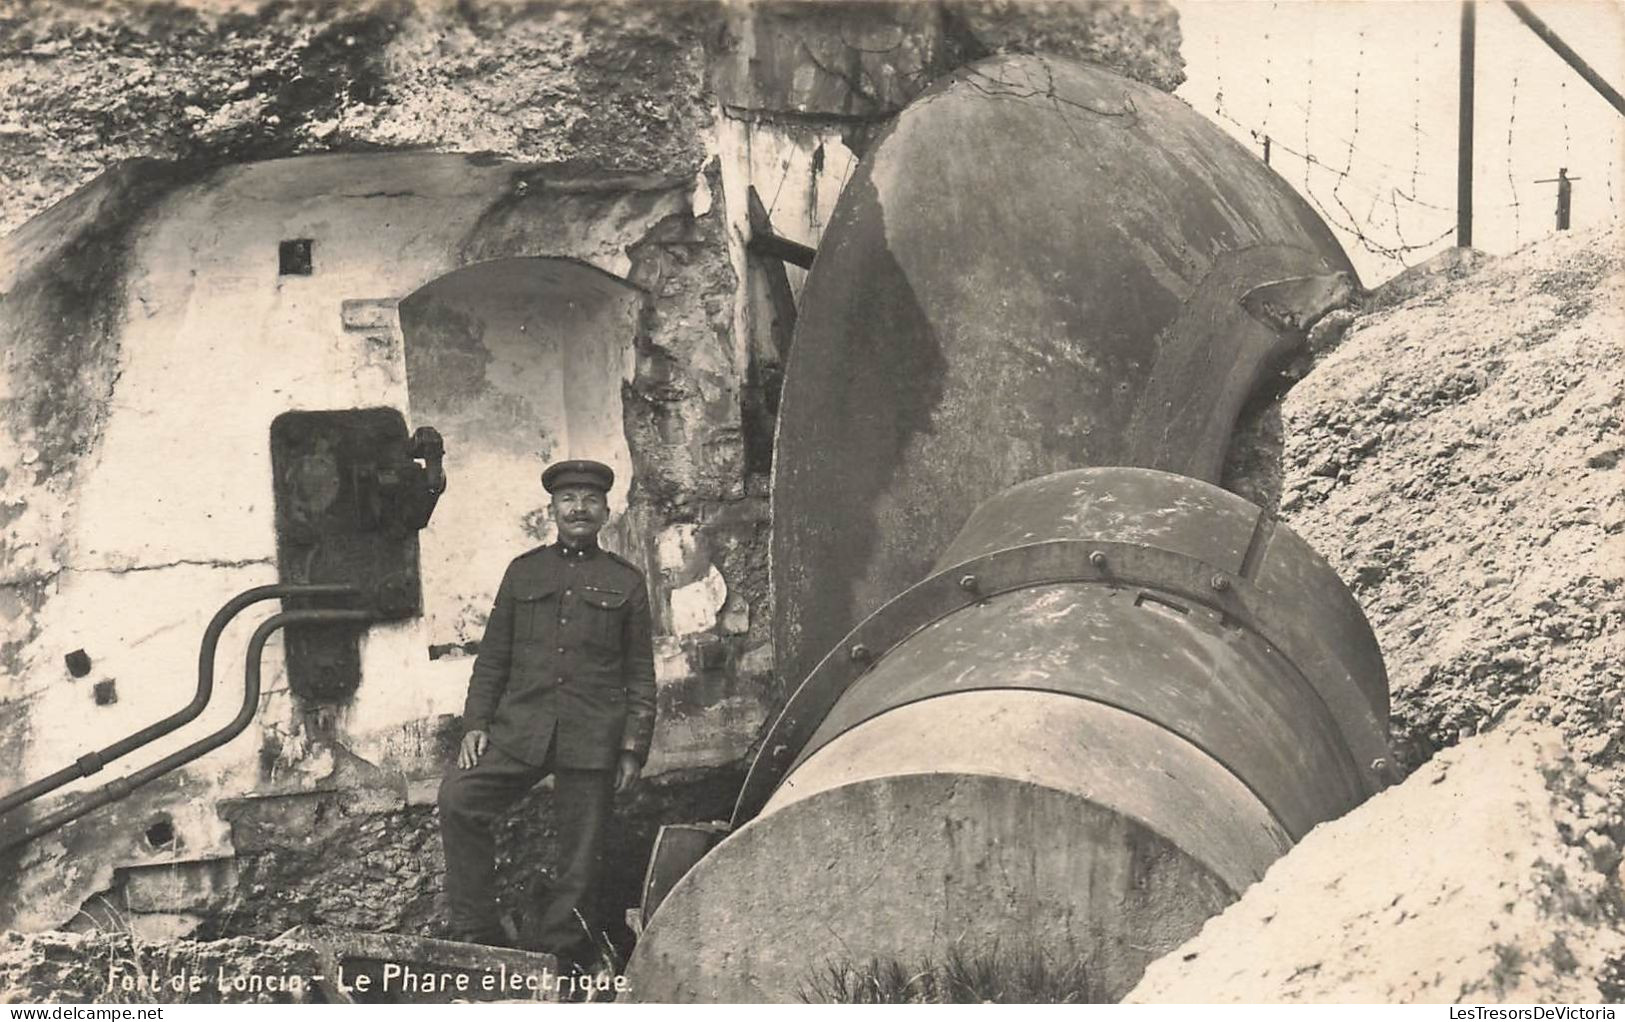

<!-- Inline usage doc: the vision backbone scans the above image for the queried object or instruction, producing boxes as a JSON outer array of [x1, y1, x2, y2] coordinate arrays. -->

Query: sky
[[1173, 0, 1625, 285]]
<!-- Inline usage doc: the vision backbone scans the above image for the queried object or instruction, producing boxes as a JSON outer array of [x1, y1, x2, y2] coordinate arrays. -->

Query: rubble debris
[[1128, 725, 1625, 1003]]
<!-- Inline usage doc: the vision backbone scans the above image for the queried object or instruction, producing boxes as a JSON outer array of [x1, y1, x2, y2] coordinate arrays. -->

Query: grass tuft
[[799, 945, 1105, 1004]]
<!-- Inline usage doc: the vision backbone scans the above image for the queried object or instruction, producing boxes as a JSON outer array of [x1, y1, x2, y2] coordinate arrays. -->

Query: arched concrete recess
[[397, 258, 645, 650]]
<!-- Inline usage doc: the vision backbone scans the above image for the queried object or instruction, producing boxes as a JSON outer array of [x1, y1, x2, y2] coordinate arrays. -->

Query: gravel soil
[[1127, 726, 1625, 1003], [1234, 225, 1624, 787], [1141, 225, 1625, 1002]]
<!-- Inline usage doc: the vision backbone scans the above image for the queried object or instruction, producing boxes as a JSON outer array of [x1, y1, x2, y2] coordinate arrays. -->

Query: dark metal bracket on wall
[[741, 187, 813, 478], [745, 185, 817, 270], [270, 409, 445, 702]]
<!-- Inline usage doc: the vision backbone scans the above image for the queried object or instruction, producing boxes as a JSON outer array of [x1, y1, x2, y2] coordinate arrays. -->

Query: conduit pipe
[[1, 606, 376, 852], [0, 583, 357, 819]]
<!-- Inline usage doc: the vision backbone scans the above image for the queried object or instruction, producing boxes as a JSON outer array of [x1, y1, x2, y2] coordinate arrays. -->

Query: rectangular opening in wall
[[279, 239, 314, 276]]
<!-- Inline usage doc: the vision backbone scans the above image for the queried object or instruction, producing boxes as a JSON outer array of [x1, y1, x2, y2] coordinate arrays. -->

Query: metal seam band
[[763, 685, 1304, 845], [734, 538, 1388, 827]]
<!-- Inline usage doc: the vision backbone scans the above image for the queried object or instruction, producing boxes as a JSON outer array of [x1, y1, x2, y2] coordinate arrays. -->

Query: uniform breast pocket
[[513, 588, 556, 641], [580, 588, 627, 649]]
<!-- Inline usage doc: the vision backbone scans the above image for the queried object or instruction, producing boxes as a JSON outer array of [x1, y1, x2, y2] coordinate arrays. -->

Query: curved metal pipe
[[768, 55, 1360, 697], [0, 583, 356, 818], [1, 607, 377, 853], [628, 469, 1390, 1002]]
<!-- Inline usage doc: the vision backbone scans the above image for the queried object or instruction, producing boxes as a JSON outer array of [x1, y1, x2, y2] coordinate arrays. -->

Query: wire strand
[[1506, 72, 1522, 243]]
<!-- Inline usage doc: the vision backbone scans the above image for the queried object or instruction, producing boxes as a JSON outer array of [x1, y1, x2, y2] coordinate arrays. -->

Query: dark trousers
[[437, 738, 613, 958]]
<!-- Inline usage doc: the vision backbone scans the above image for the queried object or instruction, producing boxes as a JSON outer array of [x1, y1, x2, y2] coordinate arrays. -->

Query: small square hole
[[279, 239, 313, 276], [93, 679, 118, 705]]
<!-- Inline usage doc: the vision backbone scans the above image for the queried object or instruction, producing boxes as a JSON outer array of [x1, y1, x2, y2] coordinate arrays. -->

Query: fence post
[[1535, 169, 1580, 230], [1457, 0, 1476, 247]]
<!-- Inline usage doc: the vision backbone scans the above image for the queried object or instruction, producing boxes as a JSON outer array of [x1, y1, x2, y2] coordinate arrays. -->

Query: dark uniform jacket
[[461, 542, 657, 770]]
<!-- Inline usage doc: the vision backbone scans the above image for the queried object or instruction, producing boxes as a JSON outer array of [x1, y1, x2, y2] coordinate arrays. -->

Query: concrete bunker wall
[[400, 257, 643, 645], [0, 151, 771, 935], [0, 0, 1187, 948]]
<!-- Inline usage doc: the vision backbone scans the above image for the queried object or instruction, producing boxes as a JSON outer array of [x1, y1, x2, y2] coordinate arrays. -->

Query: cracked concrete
[[0, 0, 1188, 965], [0, 149, 773, 938], [66, 559, 278, 576]]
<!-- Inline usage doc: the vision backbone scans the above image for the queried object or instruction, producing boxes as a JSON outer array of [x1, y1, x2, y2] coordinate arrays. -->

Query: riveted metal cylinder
[[626, 48, 1380, 1004], [627, 469, 1389, 1002]]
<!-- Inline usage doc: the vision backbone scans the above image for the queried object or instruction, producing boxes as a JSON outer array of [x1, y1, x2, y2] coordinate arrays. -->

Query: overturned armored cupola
[[771, 53, 1359, 692], [625, 53, 1385, 1002]]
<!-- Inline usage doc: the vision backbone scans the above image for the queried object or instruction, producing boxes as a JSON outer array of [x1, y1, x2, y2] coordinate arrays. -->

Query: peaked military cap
[[542, 459, 614, 494]]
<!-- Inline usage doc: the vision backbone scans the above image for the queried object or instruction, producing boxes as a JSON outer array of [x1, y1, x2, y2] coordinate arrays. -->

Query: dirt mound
[[1155, 225, 1625, 1003], [1228, 224, 1625, 786], [1127, 725, 1625, 1003]]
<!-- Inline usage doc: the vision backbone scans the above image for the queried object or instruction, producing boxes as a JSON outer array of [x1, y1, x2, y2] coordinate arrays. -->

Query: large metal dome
[[771, 53, 1356, 695]]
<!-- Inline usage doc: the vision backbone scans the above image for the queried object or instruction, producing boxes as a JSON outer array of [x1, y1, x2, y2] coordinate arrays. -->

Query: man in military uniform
[[437, 459, 656, 960]]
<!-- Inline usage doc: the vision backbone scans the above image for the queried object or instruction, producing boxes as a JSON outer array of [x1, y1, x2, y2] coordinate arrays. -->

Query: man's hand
[[614, 752, 641, 794], [458, 729, 490, 770]]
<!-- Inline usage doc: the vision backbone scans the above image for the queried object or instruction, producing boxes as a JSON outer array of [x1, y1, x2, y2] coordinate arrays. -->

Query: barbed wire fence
[[1197, 3, 1622, 282], [1209, 30, 1456, 275], [1506, 71, 1522, 246]]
